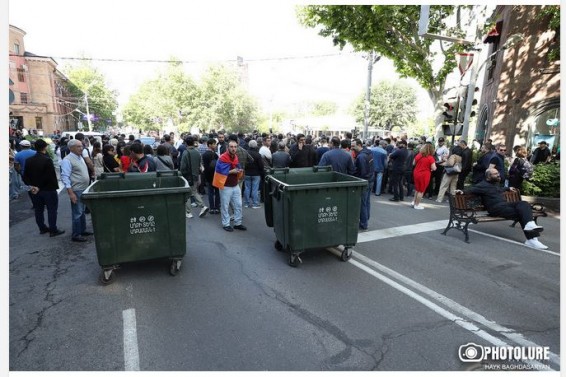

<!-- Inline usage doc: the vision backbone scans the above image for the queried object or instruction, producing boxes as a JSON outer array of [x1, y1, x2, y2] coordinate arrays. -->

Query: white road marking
[[469, 229, 559, 256], [349, 251, 560, 368], [356, 220, 447, 243], [356, 220, 559, 256], [346, 258, 555, 370], [123, 308, 140, 371]]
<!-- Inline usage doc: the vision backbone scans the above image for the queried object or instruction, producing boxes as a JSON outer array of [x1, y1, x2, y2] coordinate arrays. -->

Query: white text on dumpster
[[129, 215, 156, 234], [318, 206, 339, 223]]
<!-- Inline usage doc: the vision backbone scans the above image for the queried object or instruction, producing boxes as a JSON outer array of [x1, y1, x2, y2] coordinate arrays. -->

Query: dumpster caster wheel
[[340, 248, 352, 262], [289, 254, 301, 267], [169, 260, 182, 276], [99, 270, 115, 285], [274, 240, 283, 251]]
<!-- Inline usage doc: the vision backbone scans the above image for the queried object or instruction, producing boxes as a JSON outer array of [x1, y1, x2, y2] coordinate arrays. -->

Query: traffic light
[[469, 87, 479, 118]]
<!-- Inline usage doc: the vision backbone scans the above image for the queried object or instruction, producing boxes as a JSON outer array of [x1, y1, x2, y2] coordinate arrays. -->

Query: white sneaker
[[524, 237, 548, 250], [199, 206, 209, 218], [413, 205, 425, 210], [186, 213, 194, 219], [191, 202, 197, 207], [410, 201, 415, 206], [523, 221, 543, 232]]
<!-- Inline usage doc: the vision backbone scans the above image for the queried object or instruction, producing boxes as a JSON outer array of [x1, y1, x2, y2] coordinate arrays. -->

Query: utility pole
[[84, 92, 92, 132], [364, 51, 381, 140]]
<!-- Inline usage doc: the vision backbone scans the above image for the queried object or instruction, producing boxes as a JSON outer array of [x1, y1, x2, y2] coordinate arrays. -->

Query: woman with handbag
[[436, 149, 463, 203]]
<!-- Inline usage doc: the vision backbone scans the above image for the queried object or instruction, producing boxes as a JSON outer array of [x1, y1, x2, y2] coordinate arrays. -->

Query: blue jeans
[[243, 175, 261, 207], [373, 171, 383, 195], [70, 189, 86, 238], [220, 185, 243, 227], [359, 181, 372, 229]]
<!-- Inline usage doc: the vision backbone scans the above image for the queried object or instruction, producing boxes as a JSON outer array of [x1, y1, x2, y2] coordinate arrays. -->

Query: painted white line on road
[[346, 258, 556, 371], [357, 220, 447, 243], [469, 229, 559, 257], [350, 251, 561, 367], [123, 308, 140, 371], [357, 220, 559, 257]]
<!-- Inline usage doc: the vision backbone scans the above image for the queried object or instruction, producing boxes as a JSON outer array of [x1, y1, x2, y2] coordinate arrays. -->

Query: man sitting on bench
[[455, 168, 547, 250]]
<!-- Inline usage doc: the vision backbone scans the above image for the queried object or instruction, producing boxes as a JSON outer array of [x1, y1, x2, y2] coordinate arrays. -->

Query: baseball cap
[[20, 140, 31, 147]]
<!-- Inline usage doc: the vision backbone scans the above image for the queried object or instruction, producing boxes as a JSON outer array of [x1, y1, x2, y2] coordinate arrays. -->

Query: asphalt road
[[8, 184, 561, 372]]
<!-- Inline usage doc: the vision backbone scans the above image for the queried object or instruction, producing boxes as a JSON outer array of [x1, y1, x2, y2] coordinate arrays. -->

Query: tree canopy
[[297, 5, 476, 129], [123, 62, 260, 134], [63, 61, 118, 131], [351, 80, 418, 131]]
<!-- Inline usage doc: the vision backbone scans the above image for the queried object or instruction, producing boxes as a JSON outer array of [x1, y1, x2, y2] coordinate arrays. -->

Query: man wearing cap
[[14, 140, 37, 208], [14, 140, 36, 177], [22, 139, 65, 237], [61, 139, 93, 242], [530, 141, 552, 165]]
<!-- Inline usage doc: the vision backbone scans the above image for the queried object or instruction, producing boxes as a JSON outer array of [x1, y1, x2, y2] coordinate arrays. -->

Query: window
[[35, 117, 43, 129], [17, 68, 25, 82], [14, 43, 20, 55], [20, 93, 28, 104], [487, 39, 499, 81]]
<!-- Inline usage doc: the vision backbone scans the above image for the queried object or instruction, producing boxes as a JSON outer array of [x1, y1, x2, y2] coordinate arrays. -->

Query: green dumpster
[[264, 167, 368, 267], [81, 171, 190, 284]]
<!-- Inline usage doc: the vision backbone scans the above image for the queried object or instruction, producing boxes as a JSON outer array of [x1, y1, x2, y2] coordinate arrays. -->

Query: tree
[[189, 64, 260, 133], [297, 5, 479, 133], [124, 62, 260, 134], [63, 60, 118, 131], [123, 60, 198, 133], [351, 80, 418, 131]]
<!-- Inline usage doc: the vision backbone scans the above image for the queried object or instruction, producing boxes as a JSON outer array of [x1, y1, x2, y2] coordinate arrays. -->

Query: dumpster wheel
[[289, 253, 302, 267], [274, 240, 283, 251], [340, 247, 352, 262], [169, 259, 182, 276], [99, 269, 115, 285]]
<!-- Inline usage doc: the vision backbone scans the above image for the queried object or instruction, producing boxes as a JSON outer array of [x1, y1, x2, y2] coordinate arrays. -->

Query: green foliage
[[297, 5, 466, 92], [123, 62, 259, 134], [521, 163, 560, 198], [350, 80, 418, 130], [63, 60, 118, 131], [538, 5, 560, 61], [312, 101, 338, 116]]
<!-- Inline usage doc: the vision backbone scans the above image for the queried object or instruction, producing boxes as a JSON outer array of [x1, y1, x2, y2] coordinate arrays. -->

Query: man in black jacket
[[456, 168, 547, 250], [22, 139, 65, 237], [455, 139, 473, 190], [388, 140, 408, 201]]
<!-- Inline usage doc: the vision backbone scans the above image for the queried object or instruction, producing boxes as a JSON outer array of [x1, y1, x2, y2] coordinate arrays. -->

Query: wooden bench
[[441, 190, 547, 243]]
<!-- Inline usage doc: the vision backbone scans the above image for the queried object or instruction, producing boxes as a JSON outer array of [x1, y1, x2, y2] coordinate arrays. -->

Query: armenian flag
[[212, 152, 241, 189]]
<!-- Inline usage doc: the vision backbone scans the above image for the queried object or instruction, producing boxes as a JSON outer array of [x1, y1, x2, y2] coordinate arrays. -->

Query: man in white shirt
[[60, 139, 93, 242], [258, 136, 272, 168]]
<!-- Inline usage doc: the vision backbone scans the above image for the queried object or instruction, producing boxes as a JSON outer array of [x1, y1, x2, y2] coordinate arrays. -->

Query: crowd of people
[[9, 129, 558, 247]]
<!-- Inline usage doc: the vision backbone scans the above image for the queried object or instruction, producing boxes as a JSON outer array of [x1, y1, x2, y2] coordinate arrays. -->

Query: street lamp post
[[363, 51, 381, 140]]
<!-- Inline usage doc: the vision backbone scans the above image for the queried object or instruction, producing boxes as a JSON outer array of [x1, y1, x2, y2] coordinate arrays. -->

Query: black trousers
[[30, 190, 59, 232], [390, 171, 404, 200], [488, 201, 539, 239]]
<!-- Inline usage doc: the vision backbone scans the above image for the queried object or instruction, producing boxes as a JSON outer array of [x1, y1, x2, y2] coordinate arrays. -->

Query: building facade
[[9, 25, 77, 136], [476, 5, 560, 153]]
